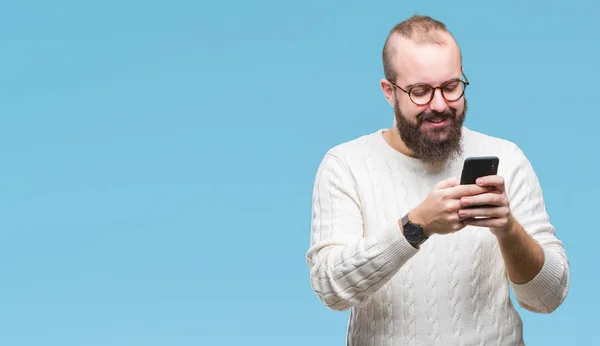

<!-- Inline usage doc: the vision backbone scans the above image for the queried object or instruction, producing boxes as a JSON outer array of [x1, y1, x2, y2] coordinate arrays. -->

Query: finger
[[460, 192, 506, 208], [446, 199, 463, 213], [458, 206, 497, 219], [462, 216, 506, 229], [435, 176, 459, 189], [458, 205, 509, 220], [476, 175, 505, 192], [447, 184, 493, 199], [449, 220, 466, 233]]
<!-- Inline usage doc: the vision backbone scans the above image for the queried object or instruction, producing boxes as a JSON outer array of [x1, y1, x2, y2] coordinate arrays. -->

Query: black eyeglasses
[[389, 71, 470, 106]]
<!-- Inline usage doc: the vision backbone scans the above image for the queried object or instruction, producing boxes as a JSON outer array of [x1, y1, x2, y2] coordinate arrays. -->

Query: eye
[[443, 80, 461, 92], [410, 86, 431, 97]]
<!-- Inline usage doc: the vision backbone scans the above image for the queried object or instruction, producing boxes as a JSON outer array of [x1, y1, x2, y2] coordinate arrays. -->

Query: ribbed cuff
[[511, 248, 567, 311], [376, 224, 420, 269]]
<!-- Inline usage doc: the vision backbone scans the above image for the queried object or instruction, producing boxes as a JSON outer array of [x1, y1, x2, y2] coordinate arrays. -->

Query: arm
[[503, 145, 570, 313], [494, 218, 545, 286], [459, 145, 569, 313], [306, 152, 419, 311]]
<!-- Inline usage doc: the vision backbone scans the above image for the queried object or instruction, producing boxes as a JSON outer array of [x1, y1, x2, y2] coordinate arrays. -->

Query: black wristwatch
[[401, 214, 428, 246]]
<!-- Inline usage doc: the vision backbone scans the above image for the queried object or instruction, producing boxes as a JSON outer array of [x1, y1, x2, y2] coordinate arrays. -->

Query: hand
[[458, 175, 514, 236], [409, 176, 493, 237]]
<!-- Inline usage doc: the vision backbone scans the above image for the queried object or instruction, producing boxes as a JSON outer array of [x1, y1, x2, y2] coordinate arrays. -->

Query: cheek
[[449, 99, 465, 112], [398, 97, 422, 115], [403, 104, 426, 120]]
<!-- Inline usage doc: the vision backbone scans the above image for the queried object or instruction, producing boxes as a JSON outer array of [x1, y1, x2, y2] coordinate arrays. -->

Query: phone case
[[460, 156, 499, 185]]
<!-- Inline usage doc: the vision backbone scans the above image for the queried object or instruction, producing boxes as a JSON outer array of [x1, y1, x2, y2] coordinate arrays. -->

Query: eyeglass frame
[[387, 71, 470, 106]]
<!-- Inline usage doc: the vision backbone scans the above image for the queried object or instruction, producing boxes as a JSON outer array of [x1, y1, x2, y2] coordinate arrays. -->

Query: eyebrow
[[404, 82, 428, 89], [405, 77, 461, 89], [404, 83, 422, 89]]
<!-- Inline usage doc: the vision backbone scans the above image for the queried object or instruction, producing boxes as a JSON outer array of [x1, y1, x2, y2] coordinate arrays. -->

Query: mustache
[[417, 108, 456, 125]]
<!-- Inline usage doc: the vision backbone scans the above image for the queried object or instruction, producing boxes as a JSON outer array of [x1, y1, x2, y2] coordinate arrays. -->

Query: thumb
[[435, 176, 459, 189]]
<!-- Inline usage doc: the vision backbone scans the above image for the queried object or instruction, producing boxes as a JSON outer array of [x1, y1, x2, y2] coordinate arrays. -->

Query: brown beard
[[394, 96, 466, 165]]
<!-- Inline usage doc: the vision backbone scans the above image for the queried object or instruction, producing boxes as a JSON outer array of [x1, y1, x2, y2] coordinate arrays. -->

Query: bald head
[[382, 15, 462, 81]]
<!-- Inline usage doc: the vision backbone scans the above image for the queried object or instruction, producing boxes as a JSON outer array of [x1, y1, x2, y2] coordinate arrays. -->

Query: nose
[[429, 88, 447, 112]]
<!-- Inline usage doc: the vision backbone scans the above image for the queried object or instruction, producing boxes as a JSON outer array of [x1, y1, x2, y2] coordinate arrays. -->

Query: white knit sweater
[[306, 127, 569, 345]]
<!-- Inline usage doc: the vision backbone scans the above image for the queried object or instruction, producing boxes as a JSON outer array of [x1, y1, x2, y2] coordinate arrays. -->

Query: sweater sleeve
[[505, 145, 570, 313], [306, 152, 419, 311]]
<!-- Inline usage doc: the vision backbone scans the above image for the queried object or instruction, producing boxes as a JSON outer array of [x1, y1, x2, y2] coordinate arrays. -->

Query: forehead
[[391, 35, 462, 85]]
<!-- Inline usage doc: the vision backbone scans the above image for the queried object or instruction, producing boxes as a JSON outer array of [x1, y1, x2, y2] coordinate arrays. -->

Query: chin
[[422, 125, 452, 140]]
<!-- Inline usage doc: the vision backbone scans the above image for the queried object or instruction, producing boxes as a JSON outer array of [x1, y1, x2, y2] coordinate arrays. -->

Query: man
[[306, 15, 569, 345]]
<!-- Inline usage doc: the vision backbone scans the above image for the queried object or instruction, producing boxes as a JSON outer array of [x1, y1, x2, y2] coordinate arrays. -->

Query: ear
[[380, 78, 395, 106]]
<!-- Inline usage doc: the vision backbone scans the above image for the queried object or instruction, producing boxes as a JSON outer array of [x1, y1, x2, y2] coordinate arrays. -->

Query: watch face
[[404, 223, 423, 242]]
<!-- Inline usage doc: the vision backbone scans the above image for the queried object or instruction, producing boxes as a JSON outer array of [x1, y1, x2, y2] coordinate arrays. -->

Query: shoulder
[[311, 129, 384, 188], [462, 126, 520, 152], [461, 126, 528, 162], [319, 129, 383, 167], [461, 126, 536, 180]]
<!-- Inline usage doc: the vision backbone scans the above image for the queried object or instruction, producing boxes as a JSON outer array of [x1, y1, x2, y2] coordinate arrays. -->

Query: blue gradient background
[[1, 1, 597, 345]]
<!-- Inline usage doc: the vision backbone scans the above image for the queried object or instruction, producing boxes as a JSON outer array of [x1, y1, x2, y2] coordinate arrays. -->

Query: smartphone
[[459, 156, 499, 210], [460, 156, 499, 185]]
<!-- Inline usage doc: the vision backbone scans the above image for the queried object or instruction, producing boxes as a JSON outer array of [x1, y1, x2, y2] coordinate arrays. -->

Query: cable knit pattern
[[447, 234, 463, 343], [306, 127, 570, 345], [424, 180, 441, 344], [487, 238, 503, 343], [405, 261, 416, 344], [470, 229, 483, 345], [382, 282, 393, 346]]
